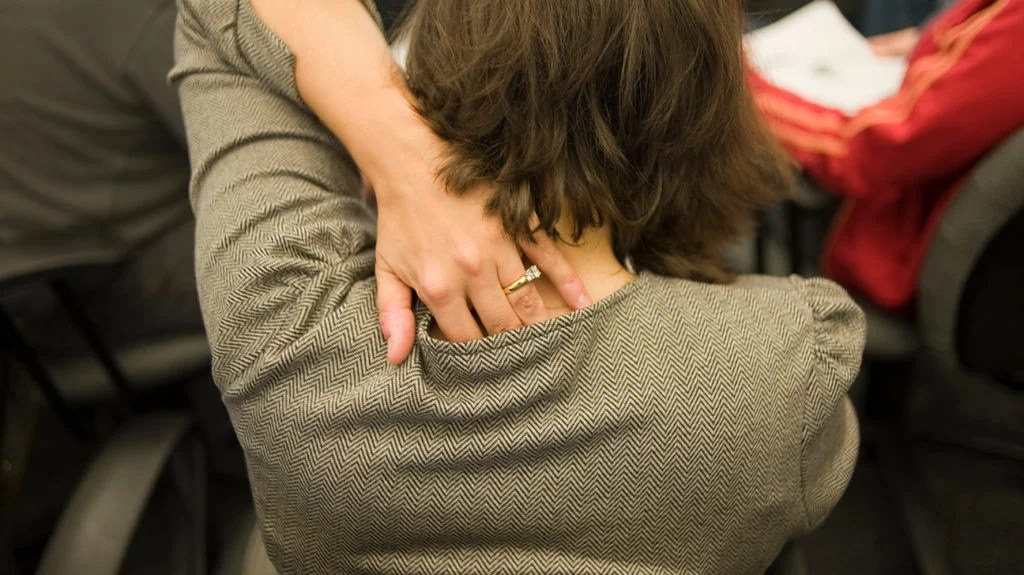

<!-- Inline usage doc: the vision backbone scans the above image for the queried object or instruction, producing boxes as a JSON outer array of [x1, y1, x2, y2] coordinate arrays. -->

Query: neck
[[427, 216, 633, 341], [532, 219, 634, 315]]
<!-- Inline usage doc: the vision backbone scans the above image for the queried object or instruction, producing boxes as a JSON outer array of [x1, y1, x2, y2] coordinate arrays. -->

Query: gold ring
[[502, 265, 542, 295]]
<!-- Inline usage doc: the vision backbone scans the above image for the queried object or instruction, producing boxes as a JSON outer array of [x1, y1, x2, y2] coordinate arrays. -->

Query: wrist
[[353, 88, 429, 174], [354, 93, 448, 205]]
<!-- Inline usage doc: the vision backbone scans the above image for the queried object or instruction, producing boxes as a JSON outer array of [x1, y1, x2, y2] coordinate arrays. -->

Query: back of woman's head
[[400, 0, 793, 281]]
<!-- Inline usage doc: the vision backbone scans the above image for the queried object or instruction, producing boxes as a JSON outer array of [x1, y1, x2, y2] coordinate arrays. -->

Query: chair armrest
[[47, 333, 211, 403], [917, 128, 1024, 359], [36, 413, 192, 575], [862, 301, 919, 360]]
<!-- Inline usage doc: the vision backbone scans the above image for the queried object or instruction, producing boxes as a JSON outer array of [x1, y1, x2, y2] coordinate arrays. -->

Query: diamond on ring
[[502, 265, 543, 295]]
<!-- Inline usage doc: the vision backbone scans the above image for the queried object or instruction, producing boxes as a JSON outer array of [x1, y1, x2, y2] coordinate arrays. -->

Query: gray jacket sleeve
[[170, 0, 380, 395], [794, 277, 864, 531]]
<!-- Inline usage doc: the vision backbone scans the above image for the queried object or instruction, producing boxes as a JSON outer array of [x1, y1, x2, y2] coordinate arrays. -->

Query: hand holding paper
[[745, 0, 908, 114]]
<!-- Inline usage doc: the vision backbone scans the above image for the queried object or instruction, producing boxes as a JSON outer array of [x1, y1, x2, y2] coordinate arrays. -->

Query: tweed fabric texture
[[172, 1, 865, 573]]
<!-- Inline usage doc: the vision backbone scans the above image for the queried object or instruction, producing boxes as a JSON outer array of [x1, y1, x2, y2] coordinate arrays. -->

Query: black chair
[[33, 413, 207, 575], [866, 128, 1024, 575], [774, 127, 1024, 575], [0, 247, 212, 434], [0, 247, 220, 574]]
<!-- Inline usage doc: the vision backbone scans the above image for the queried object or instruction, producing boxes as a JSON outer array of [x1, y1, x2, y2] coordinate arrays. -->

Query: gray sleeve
[[170, 0, 377, 395], [125, 2, 187, 146], [792, 277, 865, 531]]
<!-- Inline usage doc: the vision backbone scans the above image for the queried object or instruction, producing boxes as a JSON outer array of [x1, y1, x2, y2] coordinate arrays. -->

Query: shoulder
[[638, 273, 865, 381], [173, 0, 379, 100], [643, 273, 863, 339]]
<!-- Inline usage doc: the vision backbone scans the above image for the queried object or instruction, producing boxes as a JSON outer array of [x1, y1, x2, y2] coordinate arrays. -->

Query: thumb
[[376, 264, 416, 365]]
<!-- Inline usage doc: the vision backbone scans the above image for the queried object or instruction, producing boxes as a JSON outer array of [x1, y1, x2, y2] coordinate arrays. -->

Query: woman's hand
[[251, 0, 590, 364], [868, 27, 920, 58], [371, 121, 591, 364]]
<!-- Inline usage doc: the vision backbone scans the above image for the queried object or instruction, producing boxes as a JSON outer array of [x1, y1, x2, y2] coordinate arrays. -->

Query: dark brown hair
[[399, 0, 793, 282]]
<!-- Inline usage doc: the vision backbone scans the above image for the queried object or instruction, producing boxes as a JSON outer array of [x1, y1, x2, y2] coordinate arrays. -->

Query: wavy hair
[[399, 0, 793, 281]]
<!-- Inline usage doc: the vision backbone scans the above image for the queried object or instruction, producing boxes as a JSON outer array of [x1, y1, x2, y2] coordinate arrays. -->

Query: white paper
[[746, 0, 907, 114]]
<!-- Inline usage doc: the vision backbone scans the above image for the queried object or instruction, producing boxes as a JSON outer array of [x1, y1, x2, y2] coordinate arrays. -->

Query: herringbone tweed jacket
[[173, 1, 865, 573]]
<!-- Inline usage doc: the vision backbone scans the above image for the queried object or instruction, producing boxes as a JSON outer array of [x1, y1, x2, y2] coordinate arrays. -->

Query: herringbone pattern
[[172, 1, 865, 573]]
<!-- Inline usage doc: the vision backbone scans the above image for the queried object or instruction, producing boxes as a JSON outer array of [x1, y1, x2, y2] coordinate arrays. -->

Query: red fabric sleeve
[[750, 0, 1024, 200]]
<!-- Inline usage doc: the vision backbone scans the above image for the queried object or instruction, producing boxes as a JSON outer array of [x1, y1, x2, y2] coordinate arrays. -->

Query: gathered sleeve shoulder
[[170, 0, 381, 396], [788, 276, 865, 531]]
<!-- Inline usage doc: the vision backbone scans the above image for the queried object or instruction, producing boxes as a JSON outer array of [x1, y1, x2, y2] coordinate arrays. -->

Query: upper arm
[[791, 277, 864, 531], [171, 0, 376, 391]]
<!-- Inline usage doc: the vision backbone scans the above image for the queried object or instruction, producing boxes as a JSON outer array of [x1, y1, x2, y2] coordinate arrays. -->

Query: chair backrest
[[917, 127, 1024, 382], [0, 261, 139, 435], [0, 236, 124, 288]]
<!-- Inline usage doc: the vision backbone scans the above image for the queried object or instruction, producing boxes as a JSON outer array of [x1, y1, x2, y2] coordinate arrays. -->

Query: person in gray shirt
[[0, 0, 200, 349]]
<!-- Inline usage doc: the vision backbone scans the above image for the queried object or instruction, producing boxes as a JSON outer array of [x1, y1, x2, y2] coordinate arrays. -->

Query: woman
[[750, 0, 1024, 311], [173, 0, 865, 573]]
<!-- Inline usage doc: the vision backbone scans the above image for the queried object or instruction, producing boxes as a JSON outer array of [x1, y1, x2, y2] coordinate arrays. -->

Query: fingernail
[[577, 293, 592, 308]]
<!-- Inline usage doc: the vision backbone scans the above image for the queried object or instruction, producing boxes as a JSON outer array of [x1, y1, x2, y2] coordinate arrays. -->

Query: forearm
[[249, 0, 431, 190]]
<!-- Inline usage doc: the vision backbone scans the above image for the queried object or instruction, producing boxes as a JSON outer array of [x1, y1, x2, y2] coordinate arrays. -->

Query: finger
[[518, 221, 592, 310], [430, 298, 485, 342], [375, 266, 416, 365], [415, 269, 485, 341], [496, 260, 547, 326], [467, 265, 525, 335]]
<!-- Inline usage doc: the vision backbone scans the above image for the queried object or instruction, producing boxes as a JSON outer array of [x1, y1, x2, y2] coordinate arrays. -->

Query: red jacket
[[750, 0, 1024, 312]]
